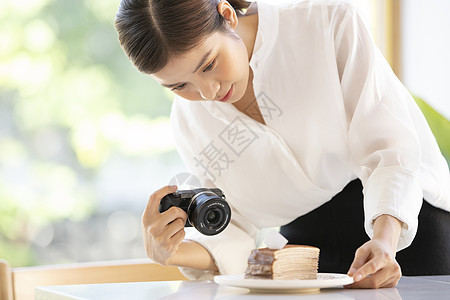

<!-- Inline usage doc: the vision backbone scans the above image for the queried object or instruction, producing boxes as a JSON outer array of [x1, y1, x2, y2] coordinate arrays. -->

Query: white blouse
[[169, 0, 450, 279]]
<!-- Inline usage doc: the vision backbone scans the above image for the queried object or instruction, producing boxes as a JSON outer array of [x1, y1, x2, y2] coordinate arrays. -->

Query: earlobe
[[217, 1, 238, 30]]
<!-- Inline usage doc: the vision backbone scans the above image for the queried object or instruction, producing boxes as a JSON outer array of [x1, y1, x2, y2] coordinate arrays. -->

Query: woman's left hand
[[345, 238, 402, 288], [345, 214, 403, 288]]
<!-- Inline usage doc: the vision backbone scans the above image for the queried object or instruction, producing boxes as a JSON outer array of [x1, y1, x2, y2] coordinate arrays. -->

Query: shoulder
[[265, 0, 360, 47], [272, 0, 358, 26], [280, 0, 367, 42], [270, 0, 355, 12]]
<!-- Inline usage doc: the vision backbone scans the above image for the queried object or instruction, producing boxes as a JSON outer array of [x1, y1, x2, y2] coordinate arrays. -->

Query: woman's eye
[[203, 59, 216, 72], [171, 83, 186, 91], [170, 59, 216, 91]]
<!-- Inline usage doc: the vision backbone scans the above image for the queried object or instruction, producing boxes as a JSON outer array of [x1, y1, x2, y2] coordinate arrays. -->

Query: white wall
[[401, 0, 450, 119]]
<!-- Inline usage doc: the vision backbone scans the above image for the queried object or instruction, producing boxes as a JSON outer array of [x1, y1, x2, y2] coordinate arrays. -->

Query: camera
[[159, 188, 231, 235]]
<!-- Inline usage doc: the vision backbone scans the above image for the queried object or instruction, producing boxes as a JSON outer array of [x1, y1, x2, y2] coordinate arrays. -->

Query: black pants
[[280, 179, 450, 275]]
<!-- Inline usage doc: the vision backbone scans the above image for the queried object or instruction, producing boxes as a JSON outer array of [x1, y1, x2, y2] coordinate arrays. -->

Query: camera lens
[[187, 191, 231, 235], [205, 209, 221, 226]]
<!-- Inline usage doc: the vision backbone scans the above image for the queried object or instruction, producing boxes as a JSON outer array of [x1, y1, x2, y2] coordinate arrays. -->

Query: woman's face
[[151, 30, 250, 104]]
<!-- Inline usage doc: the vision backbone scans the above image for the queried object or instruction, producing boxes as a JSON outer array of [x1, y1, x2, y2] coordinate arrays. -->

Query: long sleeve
[[169, 101, 257, 279], [334, 5, 426, 250]]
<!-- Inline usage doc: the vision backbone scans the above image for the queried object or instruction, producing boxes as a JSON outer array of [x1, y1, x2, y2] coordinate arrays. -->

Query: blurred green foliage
[[0, 0, 175, 267]]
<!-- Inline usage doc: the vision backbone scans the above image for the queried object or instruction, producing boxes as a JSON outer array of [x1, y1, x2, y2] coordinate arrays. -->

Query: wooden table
[[35, 276, 450, 300]]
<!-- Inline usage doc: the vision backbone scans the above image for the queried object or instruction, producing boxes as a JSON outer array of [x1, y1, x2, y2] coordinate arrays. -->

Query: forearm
[[166, 240, 219, 272], [372, 214, 403, 251]]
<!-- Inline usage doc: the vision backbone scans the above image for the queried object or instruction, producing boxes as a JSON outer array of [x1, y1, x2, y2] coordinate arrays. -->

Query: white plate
[[214, 273, 354, 292]]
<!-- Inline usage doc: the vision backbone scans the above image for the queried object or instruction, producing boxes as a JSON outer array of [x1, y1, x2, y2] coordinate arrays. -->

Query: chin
[[237, 79, 249, 99], [229, 84, 245, 104]]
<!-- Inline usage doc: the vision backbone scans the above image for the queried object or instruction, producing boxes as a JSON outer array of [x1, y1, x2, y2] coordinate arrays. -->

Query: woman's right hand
[[141, 185, 188, 265]]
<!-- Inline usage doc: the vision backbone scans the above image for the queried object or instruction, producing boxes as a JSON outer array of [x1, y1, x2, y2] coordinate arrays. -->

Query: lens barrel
[[187, 191, 231, 235]]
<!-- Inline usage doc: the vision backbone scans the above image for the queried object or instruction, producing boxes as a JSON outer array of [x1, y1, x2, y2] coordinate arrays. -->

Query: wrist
[[372, 214, 403, 251]]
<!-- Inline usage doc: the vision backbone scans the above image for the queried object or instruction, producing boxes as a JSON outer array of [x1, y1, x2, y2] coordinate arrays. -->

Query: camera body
[[159, 188, 231, 235]]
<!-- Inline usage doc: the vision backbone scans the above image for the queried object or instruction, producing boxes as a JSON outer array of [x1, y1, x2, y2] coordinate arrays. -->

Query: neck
[[232, 67, 255, 111], [236, 13, 259, 62]]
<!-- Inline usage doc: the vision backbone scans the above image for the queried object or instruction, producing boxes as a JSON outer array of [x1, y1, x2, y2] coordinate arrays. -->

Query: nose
[[198, 80, 220, 100]]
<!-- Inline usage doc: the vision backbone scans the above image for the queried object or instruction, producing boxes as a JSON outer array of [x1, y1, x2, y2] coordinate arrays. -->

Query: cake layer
[[245, 245, 320, 280]]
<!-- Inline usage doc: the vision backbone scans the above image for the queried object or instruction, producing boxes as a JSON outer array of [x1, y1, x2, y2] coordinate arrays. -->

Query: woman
[[115, 0, 450, 288]]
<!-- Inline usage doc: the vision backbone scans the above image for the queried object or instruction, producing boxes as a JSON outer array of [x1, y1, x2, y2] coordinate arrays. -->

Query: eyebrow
[[161, 49, 213, 88]]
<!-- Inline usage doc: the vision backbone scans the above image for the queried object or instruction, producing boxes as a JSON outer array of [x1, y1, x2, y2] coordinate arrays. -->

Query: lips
[[219, 85, 233, 102]]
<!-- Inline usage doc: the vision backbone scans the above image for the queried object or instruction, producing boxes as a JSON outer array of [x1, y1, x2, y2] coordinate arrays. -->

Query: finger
[[164, 218, 186, 238], [165, 229, 186, 254], [160, 207, 188, 226], [149, 207, 187, 237], [375, 262, 401, 288], [352, 257, 384, 284], [346, 267, 391, 289], [347, 246, 371, 277], [380, 275, 401, 288], [170, 227, 186, 246], [143, 185, 178, 222]]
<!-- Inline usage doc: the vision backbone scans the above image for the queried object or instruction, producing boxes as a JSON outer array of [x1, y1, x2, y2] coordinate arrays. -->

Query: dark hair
[[115, 0, 251, 74]]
